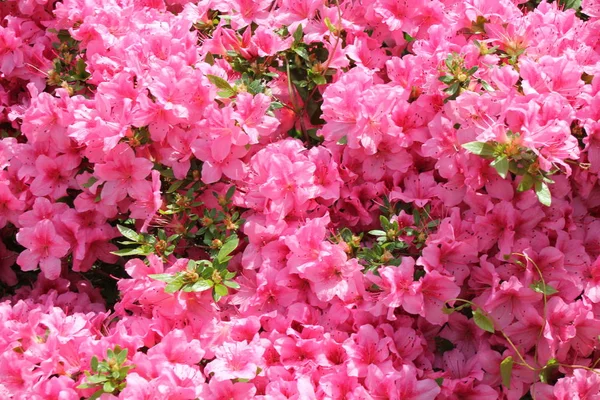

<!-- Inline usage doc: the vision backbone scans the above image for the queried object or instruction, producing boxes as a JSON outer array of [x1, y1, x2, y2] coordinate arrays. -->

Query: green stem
[[559, 364, 600, 375], [512, 252, 548, 367], [447, 297, 536, 370]]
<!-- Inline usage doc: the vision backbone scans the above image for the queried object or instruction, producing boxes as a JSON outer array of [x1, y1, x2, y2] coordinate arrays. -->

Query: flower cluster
[[2, 0, 600, 398]]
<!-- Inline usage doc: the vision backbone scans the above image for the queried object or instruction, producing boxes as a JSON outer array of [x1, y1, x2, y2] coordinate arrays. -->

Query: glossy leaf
[[500, 356, 513, 388], [462, 141, 495, 157], [473, 309, 495, 333]]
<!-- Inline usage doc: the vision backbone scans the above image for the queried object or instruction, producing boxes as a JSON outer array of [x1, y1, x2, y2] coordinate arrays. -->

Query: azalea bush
[[2, 0, 600, 398]]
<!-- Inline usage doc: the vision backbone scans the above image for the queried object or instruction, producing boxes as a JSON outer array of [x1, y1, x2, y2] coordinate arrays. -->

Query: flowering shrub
[[2, 0, 600, 398]]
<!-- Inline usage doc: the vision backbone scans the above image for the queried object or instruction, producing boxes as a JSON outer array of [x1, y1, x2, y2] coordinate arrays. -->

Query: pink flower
[[206, 379, 257, 400], [346, 34, 387, 71], [274, 335, 328, 370], [18, 197, 68, 228], [343, 325, 390, 377], [29, 154, 80, 200], [156, 126, 197, 179], [94, 143, 154, 205], [391, 171, 437, 208], [299, 242, 362, 302], [415, 270, 461, 325], [484, 276, 541, 329], [118, 373, 156, 399], [368, 258, 423, 318], [227, 0, 271, 29], [252, 26, 290, 57], [0, 182, 23, 229], [235, 92, 280, 142], [394, 364, 441, 400], [16, 220, 70, 279], [319, 369, 360, 400], [553, 369, 600, 400], [147, 329, 205, 365], [205, 341, 264, 381], [129, 170, 162, 232], [519, 56, 584, 99]]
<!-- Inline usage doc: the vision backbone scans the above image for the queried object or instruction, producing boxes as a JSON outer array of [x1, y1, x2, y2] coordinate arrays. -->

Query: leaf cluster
[[439, 53, 480, 102], [149, 235, 240, 302], [112, 224, 178, 258], [336, 203, 440, 275], [77, 346, 133, 399], [462, 137, 556, 206], [47, 29, 92, 94]]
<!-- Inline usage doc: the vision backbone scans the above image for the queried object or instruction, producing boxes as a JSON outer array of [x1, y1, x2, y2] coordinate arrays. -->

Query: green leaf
[[324, 17, 336, 33], [88, 389, 105, 400], [103, 381, 115, 393], [217, 236, 239, 263], [535, 181, 552, 207], [530, 281, 559, 296], [445, 55, 454, 70], [403, 31, 415, 42], [207, 74, 233, 91], [517, 173, 534, 192], [559, 0, 582, 10], [478, 79, 494, 91], [293, 47, 310, 61], [82, 176, 98, 189], [369, 230, 387, 237], [181, 284, 196, 292], [310, 72, 327, 85], [187, 260, 196, 271], [438, 75, 454, 84], [116, 348, 128, 365], [86, 375, 108, 384], [207, 75, 236, 98], [217, 89, 236, 98], [164, 276, 185, 293], [337, 135, 347, 145], [75, 58, 89, 79], [292, 24, 303, 44], [76, 383, 91, 389], [91, 356, 99, 372], [270, 101, 284, 110], [111, 248, 147, 257], [466, 66, 479, 75], [214, 283, 228, 297], [379, 215, 390, 228], [148, 273, 174, 282], [427, 219, 440, 228], [444, 82, 460, 95], [500, 356, 514, 388], [461, 141, 495, 157], [223, 280, 240, 289], [117, 225, 140, 242], [167, 180, 185, 193], [247, 80, 265, 94], [191, 279, 214, 292], [491, 155, 509, 179], [539, 358, 559, 384], [473, 309, 495, 333], [225, 185, 236, 201]]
